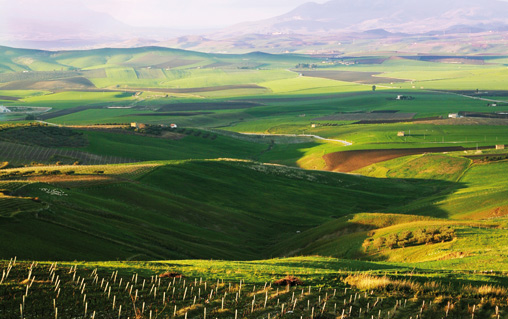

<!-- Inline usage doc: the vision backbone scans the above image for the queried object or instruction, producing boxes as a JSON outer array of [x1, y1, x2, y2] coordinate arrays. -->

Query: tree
[[386, 234, 398, 249], [372, 85, 376, 91], [372, 237, 386, 251], [362, 239, 372, 251], [414, 228, 427, 244], [398, 231, 413, 248]]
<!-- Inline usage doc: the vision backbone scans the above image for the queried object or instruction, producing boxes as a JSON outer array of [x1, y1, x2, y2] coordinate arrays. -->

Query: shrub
[[368, 227, 455, 250], [273, 276, 304, 286]]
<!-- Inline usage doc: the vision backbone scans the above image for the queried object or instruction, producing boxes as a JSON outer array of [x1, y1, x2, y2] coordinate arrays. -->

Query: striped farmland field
[[0, 141, 137, 166]]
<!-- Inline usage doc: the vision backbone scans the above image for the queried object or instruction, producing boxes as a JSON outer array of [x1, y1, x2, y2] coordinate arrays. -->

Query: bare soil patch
[[140, 84, 265, 94], [157, 101, 263, 111], [297, 70, 406, 84], [273, 276, 303, 286], [204, 62, 233, 68], [159, 272, 183, 278], [0, 95, 19, 101], [323, 147, 467, 172], [463, 205, 508, 220], [1, 77, 96, 90], [403, 56, 486, 65], [129, 112, 213, 117]]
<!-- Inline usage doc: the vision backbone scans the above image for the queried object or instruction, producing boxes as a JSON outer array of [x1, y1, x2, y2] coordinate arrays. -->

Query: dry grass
[[344, 274, 392, 290], [344, 274, 440, 293], [463, 284, 508, 296], [345, 274, 508, 298]]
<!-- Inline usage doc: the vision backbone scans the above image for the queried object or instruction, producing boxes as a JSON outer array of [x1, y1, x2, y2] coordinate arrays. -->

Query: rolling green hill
[[2, 155, 508, 272], [2, 46, 508, 282], [0, 159, 456, 261]]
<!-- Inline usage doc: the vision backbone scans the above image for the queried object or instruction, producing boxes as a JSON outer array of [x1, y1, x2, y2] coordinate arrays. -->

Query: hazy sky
[[0, 0, 329, 30], [88, 0, 330, 28]]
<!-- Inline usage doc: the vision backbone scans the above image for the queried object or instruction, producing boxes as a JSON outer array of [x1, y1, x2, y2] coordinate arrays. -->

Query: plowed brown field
[[323, 147, 467, 172]]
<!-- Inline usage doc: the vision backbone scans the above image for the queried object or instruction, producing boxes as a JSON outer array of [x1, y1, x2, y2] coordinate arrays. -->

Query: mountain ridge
[[3, 0, 508, 53], [216, 0, 508, 36]]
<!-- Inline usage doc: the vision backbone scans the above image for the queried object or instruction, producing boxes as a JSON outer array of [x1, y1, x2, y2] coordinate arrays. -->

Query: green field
[[2, 46, 508, 318]]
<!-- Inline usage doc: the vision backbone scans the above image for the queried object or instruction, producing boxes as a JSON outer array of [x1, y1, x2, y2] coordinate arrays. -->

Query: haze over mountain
[[1, 0, 508, 52], [220, 0, 508, 36]]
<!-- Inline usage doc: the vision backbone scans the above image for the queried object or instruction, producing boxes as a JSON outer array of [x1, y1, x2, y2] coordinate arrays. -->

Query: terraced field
[[0, 140, 136, 166]]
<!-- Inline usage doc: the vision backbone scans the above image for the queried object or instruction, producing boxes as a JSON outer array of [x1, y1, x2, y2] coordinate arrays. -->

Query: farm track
[[241, 133, 352, 146], [430, 90, 508, 104]]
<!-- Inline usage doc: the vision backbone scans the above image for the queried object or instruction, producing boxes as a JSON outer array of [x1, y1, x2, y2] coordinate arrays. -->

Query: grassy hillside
[[2, 156, 507, 270], [79, 130, 268, 162], [2, 47, 508, 318], [0, 159, 453, 261]]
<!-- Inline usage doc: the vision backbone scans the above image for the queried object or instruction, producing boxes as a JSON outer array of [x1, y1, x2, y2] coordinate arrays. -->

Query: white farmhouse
[[0, 105, 11, 113]]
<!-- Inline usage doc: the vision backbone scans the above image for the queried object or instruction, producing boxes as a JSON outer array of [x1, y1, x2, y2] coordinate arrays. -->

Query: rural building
[[0, 105, 11, 113], [397, 131, 405, 137], [496, 145, 505, 150], [311, 124, 317, 128], [170, 124, 178, 129], [448, 113, 459, 118], [396, 95, 415, 100], [131, 122, 147, 129]]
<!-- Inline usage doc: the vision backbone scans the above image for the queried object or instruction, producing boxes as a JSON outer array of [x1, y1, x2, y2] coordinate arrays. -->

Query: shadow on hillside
[[265, 142, 468, 219], [257, 143, 467, 218], [383, 177, 467, 219]]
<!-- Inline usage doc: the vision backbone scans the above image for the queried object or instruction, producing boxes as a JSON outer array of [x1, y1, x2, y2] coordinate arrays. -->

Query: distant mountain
[[0, 0, 181, 50], [164, 0, 508, 54], [216, 0, 508, 36], [2, 0, 508, 53]]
